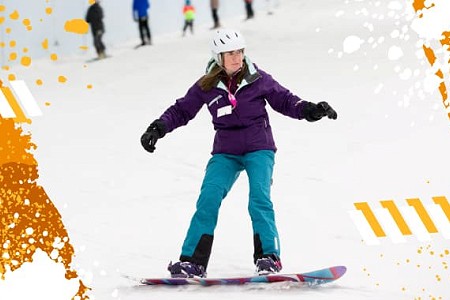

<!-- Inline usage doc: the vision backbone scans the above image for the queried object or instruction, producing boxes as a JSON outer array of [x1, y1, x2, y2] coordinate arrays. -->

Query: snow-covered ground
[[2, 0, 450, 299]]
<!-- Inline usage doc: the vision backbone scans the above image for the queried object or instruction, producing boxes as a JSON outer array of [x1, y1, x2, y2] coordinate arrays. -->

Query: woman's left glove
[[302, 101, 337, 122], [140, 119, 167, 153]]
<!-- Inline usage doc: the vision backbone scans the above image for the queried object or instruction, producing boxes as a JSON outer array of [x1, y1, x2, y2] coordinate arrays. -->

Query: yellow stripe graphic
[[10, 80, 42, 117], [380, 200, 412, 235], [406, 198, 438, 234], [351, 196, 450, 244], [0, 84, 30, 123], [433, 196, 450, 222], [354, 202, 386, 237], [0, 88, 16, 118]]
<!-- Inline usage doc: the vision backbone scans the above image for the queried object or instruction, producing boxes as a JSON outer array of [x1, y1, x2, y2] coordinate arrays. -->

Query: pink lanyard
[[227, 80, 237, 108]]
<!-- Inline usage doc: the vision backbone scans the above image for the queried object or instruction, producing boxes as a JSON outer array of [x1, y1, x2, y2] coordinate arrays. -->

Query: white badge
[[217, 105, 232, 117]]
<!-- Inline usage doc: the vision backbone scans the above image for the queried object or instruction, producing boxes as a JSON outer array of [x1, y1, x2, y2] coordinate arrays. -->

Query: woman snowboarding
[[141, 29, 337, 278]]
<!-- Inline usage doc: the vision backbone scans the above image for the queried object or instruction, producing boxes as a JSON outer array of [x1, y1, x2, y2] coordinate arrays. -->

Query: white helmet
[[210, 29, 246, 65]]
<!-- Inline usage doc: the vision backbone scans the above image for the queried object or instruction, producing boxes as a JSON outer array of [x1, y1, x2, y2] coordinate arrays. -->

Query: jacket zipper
[[208, 95, 223, 107]]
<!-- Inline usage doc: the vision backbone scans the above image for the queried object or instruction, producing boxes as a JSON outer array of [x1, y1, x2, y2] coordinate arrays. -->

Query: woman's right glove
[[302, 101, 337, 122], [140, 119, 166, 153]]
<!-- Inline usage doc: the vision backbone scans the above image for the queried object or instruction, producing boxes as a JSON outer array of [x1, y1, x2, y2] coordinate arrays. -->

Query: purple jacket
[[159, 57, 309, 155]]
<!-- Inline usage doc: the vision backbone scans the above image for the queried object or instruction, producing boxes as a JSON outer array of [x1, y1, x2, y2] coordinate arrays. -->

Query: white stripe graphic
[[9, 80, 42, 117], [0, 88, 16, 118], [426, 204, 450, 239], [399, 206, 432, 242], [373, 208, 407, 244], [348, 210, 380, 245]]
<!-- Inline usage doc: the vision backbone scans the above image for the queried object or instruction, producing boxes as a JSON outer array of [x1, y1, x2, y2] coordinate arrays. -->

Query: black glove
[[302, 101, 337, 122], [140, 119, 166, 153]]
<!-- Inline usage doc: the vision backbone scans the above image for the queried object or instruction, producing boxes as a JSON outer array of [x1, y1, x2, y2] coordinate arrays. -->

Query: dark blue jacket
[[86, 3, 104, 32], [133, 0, 150, 18]]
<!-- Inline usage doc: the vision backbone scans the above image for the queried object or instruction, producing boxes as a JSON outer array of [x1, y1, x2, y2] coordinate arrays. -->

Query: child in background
[[182, 0, 195, 36]]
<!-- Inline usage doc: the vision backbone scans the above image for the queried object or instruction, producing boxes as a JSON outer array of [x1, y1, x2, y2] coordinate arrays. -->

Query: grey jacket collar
[[206, 56, 261, 92]]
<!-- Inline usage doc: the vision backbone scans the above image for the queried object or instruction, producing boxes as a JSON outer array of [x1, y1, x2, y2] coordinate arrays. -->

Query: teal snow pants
[[179, 150, 280, 268]]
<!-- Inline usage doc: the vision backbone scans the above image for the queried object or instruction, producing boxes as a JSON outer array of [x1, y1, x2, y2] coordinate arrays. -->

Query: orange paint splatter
[[8, 52, 17, 61], [435, 70, 444, 79], [440, 31, 450, 48], [422, 45, 436, 65], [9, 10, 19, 20], [438, 82, 448, 102], [0, 17, 5, 25], [0, 108, 90, 298], [45, 7, 53, 15], [0, 5, 5, 12], [41, 39, 48, 50], [412, 3, 450, 122], [9, 40, 16, 48], [20, 56, 31, 67], [412, 0, 435, 17], [36, 79, 43, 86], [58, 76, 67, 83], [22, 19, 31, 27], [50, 53, 58, 61], [7, 74, 15, 81], [64, 19, 89, 35]]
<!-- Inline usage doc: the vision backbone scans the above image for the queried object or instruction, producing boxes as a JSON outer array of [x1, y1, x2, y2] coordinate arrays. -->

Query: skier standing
[[140, 29, 338, 278], [210, 0, 220, 29], [85, 0, 106, 59], [244, 0, 255, 20], [133, 0, 152, 46], [182, 0, 195, 36]]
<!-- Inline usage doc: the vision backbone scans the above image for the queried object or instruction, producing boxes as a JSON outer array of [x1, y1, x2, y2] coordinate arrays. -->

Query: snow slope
[[2, 0, 450, 299]]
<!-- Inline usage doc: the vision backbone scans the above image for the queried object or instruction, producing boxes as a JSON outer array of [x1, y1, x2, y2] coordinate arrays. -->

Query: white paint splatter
[[410, 0, 450, 40], [399, 68, 412, 80], [388, 45, 404, 60], [0, 249, 79, 300], [388, 1, 403, 10], [374, 83, 384, 94], [336, 10, 344, 17], [343, 35, 364, 53], [423, 74, 442, 93]]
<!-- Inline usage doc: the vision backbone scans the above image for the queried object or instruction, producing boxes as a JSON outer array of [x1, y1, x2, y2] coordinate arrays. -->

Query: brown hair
[[199, 59, 248, 92]]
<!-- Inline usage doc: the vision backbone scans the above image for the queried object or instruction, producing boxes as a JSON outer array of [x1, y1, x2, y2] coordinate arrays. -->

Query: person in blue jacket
[[133, 0, 151, 46], [140, 29, 337, 278]]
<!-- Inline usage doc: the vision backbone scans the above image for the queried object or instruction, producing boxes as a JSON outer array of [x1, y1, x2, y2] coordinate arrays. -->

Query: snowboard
[[85, 55, 111, 63], [125, 265, 346, 286]]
